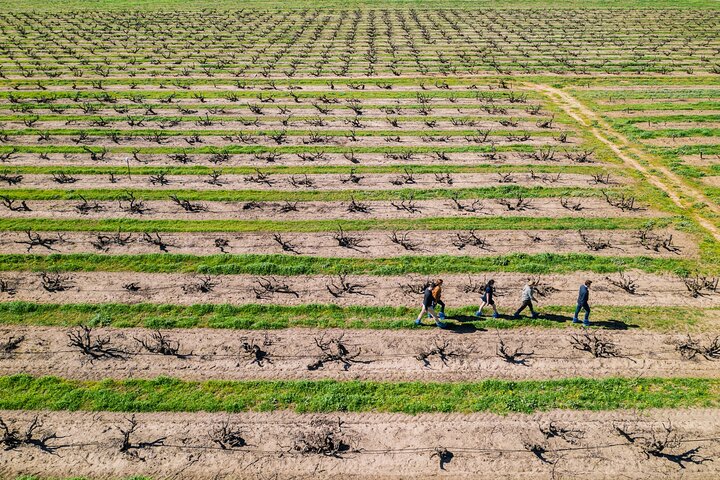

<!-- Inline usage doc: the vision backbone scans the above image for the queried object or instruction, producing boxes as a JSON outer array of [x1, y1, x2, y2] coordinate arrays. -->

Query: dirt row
[[3, 151, 593, 167], [2, 228, 692, 259], [2, 172, 615, 192], [607, 110, 720, 119], [0, 409, 717, 479], [0, 198, 662, 221], [14, 118, 558, 132], [2, 326, 717, 382], [644, 137, 720, 147], [6, 134, 574, 149], [2, 271, 716, 308]]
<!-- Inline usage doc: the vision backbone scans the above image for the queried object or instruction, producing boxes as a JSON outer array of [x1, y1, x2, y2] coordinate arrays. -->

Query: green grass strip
[[0, 253, 697, 275], [0, 186, 609, 202], [1, 302, 715, 332], [0, 216, 664, 233], [1, 374, 717, 415], [0, 163, 615, 176]]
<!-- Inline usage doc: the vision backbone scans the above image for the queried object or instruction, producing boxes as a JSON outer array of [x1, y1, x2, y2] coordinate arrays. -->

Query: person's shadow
[[444, 314, 486, 333], [444, 313, 638, 331]]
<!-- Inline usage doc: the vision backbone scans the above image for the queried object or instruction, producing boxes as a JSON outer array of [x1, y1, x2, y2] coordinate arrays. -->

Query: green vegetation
[[0, 216, 669, 233], [2, 0, 718, 11], [2, 374, 717, 415], [0, 186, 616, 202], [1, 302, 716, 332], [0, 252, 698, 275]]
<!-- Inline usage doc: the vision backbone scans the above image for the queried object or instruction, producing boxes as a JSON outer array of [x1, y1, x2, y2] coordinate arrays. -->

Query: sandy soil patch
[[0, 228, 695, 259], [643, 137, 720, 147], [0, 198, 666, 221], [1, 271, 716, 308], [8, 134, 576, 150], [4, 172, 619, 192], [606, 110, 720, 118], [0, 409, 717, 479], [700, 176, 720, 187], [4, 151, 592, 167], [1, 326, 717, 382], [679, 155, 720, 167], [632, 122, 720, 131]]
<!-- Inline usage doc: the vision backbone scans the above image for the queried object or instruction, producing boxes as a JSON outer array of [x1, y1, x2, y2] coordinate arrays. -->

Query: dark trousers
[[514, 299, 535, 316], [433, 300, 445, 313], [574, 302, 590, 321]]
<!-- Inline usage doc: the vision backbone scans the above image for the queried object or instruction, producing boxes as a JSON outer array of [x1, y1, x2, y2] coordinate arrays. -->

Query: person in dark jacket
[[475, 279, 499, 318], [573, 280, 592, 326], [415, 281, 446, 328]]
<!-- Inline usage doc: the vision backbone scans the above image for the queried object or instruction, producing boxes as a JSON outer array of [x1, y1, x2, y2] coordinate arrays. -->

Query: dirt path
[[2, 271, 717, 308], [7, 151, 592, 167], [1, 228, 693, 259], [0, 198, 666, 221], [528, 83, 720, 242], [2, 326, 718, 382], [0, 409, 717, 479], [3, 172, 611, 192]]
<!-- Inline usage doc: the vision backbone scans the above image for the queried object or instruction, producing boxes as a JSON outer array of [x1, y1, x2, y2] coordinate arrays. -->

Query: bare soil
[[9, 134, 575, 149], [0, 228, 695, 259], [0, 409, 717, 479], [644, 137, 720, 147], [4, 172, 612, 191], [0, 198, 665, 221], [1, 326, 718, 382], [680, 155, 720, 167], [2, 271, 716, 308], [5, 151, 591, 167]]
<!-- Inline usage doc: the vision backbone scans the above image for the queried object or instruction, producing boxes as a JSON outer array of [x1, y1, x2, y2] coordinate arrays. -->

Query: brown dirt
[[700, 176, 720, 187], [0, 198, 666, 221], [0, 228, 695, 259], [5, 151, 591, 167], [2, 271, 717, 308], [606, 109, 720, 119], [4, 172, 622, 192], [644, 137, 720, 147], [0, 409, 717, 479], [9, 134, 575, 149], [2, 326, 718, 382], [632, 122, 720, 131], [680, 155, 720, 167]]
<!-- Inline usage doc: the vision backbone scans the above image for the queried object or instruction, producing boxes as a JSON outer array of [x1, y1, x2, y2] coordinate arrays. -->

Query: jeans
[[514, 299, 535, 316], [574, 302, 590, 321]]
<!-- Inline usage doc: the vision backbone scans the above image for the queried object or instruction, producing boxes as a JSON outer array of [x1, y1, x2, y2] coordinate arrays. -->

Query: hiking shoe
[[492, 312, 500, 318], [572, 318, 580, 324], [531, 313, 539, 319], [512, 314, 520, 319], [414, 319, 422, 326], [583, 320, 590, 327], [435, 321, 447, 329], [474, 310, 483, 317], [438, 312, 446, 320]]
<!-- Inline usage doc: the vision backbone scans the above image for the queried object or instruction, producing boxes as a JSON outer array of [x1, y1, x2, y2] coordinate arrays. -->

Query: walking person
[[573, 280, 592, 327], [416, 280, 446, 328], [475, 279, 499, 318], [513, 279, 539, 319], [431, 279, 446, 320]]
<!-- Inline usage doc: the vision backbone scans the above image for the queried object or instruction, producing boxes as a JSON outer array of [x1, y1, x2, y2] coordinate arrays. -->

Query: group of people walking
[[415, 278, 593, 328]]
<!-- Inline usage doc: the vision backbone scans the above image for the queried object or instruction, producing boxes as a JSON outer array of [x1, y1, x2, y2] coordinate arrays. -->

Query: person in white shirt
[[513, 280, 539, 319]]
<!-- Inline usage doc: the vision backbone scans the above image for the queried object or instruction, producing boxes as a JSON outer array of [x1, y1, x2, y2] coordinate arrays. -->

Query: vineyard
[[0, 0, 719, 478]]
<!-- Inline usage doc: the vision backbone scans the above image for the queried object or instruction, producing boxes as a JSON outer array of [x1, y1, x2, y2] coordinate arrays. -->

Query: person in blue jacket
[[573, 280, 592, 327], [475, 279, 499, 318]]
